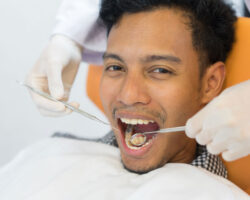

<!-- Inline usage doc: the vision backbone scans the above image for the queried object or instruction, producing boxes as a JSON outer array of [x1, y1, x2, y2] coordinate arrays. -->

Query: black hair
[[99, 0, 237, 75]]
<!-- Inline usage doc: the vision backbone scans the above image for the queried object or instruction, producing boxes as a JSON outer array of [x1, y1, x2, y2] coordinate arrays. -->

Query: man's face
[[100, 8, 205, 173]]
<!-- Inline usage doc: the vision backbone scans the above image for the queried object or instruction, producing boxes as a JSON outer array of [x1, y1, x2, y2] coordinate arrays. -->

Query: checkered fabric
[[191, 144, 227, 178], [52, 131, 227, 178]]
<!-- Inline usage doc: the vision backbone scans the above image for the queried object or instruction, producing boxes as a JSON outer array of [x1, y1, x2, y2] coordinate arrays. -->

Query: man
[[0, 0, 249, 199], [26, 0, 250, 162], [98, 0, 235, 174]]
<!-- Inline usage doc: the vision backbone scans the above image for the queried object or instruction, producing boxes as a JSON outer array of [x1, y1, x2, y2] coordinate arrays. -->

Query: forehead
[[107, 8, 198, 65]]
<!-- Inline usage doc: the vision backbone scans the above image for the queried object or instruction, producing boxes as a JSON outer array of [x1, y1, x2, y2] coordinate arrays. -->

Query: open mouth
[[118, 118, 160, 150]]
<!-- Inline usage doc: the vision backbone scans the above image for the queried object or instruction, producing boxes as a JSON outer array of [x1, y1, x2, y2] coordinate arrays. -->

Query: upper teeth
[[120, 118, 154, 125]]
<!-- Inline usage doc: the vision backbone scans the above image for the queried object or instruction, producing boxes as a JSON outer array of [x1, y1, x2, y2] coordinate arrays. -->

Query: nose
[[116, 73, 151, 106]]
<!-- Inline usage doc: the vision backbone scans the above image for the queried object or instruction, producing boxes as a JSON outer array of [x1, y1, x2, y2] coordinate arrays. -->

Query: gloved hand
[[26, 35, 83, 117], [186, 80, 250, 161]]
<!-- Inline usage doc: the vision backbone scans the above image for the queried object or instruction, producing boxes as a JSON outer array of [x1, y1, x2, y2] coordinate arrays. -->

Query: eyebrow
[[141, 55, 182, 64], [103, 53, 182, 64], [103, 53, 125, 63]]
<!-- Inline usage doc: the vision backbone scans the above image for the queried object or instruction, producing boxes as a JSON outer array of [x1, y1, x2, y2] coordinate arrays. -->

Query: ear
[[200, 61, 226, 104]]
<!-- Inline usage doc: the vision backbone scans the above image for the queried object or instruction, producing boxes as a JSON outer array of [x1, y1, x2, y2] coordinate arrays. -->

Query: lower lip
[[119, 131, 157, 158]]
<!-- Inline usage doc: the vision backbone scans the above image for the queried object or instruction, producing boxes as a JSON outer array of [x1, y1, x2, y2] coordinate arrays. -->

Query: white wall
[[0, 0, 108, 167]]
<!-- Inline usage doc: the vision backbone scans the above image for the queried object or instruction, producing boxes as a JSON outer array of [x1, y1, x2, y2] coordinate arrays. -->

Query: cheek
[[149, 79, 201, 124], [100, 78, 112, 113], [100, 77, 121, 116]]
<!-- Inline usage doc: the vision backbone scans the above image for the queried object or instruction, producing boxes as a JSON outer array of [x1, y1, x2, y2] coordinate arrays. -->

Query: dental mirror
[[130, 126, 186, 147]]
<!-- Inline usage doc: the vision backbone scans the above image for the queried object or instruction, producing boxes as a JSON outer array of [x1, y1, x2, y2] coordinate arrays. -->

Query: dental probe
[[143, 126, 185, 135], [130, 126, 186, 147], [17, 81, 119, 131]]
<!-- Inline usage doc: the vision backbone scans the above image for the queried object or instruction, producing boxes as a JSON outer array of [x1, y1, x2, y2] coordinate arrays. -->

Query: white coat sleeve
[[52, 0, 107, 65]]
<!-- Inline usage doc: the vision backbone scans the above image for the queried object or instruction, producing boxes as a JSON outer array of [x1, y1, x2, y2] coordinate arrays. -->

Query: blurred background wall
[[0, 0, 108, 167]]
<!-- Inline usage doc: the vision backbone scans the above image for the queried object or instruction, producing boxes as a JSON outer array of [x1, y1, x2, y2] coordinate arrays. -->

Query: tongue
[[133, 122, 159, 134]]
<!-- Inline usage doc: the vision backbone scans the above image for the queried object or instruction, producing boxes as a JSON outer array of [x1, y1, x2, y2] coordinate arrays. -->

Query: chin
[[120, 153, 167, 174]]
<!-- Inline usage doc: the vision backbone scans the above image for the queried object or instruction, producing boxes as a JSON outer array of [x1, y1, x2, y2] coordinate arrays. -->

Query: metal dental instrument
[[17, 81, 118, 129], [143, 126, 185, 135], [130, 126, 186, 147], [18, 81, 184, 146]]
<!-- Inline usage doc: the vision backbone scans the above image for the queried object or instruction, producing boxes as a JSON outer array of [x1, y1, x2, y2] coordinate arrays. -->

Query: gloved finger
[[204, 127, 237, 154], [31, 92, 66, 112], [61, 83, 72, 101], [195, 129, 215, 145], [26, 76, 67, 112], [25, 73, 48, 91], [66, 101, 80, 111], [38, 101, 80, 117], [185, 107, 208, 138], [58, 101, 80, 115], [207, 141, 228, 155], [222, 145, 249, 161], [46, 63, 65, 99], [196, 126, 234, 146], [39, 108, 69, 117]]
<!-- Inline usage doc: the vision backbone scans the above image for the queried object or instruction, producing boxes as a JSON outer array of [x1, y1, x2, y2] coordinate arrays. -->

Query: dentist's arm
[[26, 0, 106, 117], [186, 80, 250, 161]]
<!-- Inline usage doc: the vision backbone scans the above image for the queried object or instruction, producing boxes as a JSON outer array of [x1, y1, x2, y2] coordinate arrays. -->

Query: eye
[[104, 65, 125, 77], [152, 68, 173, 74], [149, 67, 175, 80], [105, 65, 124, 72]]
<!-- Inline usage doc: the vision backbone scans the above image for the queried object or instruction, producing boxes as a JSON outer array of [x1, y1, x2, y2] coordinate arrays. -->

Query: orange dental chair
[[86, 17, 250, 194]]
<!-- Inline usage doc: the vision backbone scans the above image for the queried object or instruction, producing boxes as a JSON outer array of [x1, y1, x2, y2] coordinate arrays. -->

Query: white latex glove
[[186, 80, 250, 161], [26, 35, 83, 117]]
